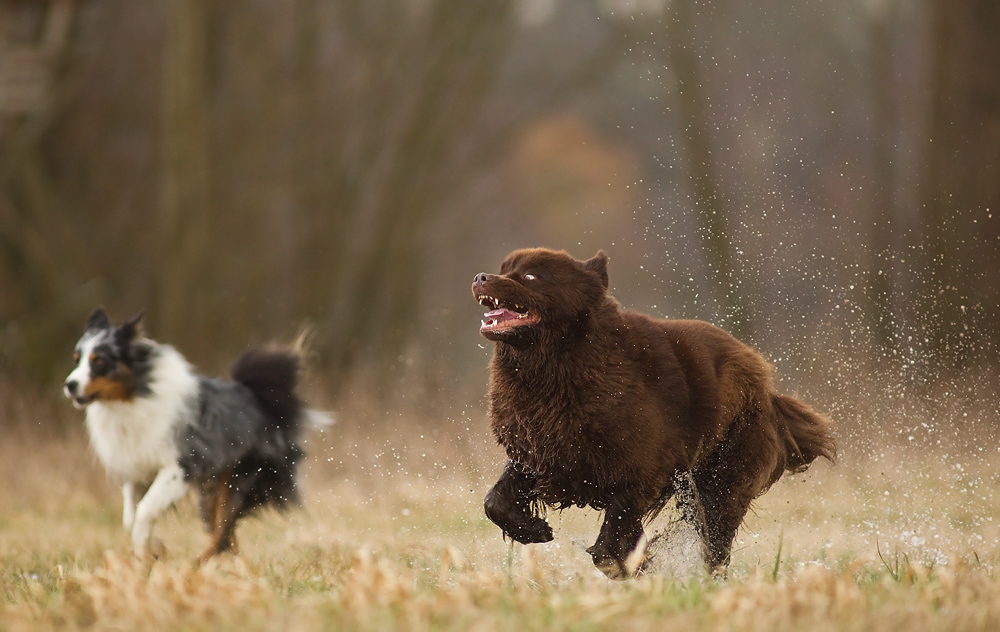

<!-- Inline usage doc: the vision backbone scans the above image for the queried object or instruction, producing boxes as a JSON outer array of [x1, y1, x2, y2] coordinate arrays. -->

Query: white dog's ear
[[117, 309, 146, 345], [581, 251, 609, 289], [87, 306, 112, 331]]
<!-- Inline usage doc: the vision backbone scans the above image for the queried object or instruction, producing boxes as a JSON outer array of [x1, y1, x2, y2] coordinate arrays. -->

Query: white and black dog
[[64, 307, 327, 562]]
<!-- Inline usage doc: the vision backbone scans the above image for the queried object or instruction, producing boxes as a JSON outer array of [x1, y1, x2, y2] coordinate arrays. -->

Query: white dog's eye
[[524, 273, 536, 281]]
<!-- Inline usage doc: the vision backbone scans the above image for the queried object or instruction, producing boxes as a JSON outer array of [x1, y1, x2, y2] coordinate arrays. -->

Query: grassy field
[[3, 382, 1000, 631]]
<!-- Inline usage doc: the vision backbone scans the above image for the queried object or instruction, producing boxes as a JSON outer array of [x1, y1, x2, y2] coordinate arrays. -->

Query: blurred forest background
[[1, 0, 998, 422]]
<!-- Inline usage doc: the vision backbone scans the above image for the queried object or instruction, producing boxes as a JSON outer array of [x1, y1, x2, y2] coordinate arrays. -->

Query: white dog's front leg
[[122, 481, 136, 530], [131, 463, 189, 556]]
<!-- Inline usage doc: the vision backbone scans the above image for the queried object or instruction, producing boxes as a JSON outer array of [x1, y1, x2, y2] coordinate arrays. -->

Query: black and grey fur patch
[[177, 348, 305, 518]]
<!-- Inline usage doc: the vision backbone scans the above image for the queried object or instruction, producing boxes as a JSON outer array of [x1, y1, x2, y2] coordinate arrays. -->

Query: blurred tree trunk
[[138, 0, 521, 381], [664, 0, 753, 342], [922, 0, 1000, 361], [0, 0, 88, 377], [866, 1, 900, 356], [322, 0, 516, 376], [157, 0, 210, 346]]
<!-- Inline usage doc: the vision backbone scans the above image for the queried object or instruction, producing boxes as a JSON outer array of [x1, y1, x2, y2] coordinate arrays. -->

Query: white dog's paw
[[134, 535, 166, 560]]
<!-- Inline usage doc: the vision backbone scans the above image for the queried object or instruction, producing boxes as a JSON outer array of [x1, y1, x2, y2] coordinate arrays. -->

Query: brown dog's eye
[[524, 273, 536, 281], [90, 356, 109, 374]]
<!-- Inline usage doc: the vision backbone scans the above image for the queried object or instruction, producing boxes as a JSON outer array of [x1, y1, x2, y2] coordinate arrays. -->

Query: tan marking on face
[[82, 370, 134, 402]]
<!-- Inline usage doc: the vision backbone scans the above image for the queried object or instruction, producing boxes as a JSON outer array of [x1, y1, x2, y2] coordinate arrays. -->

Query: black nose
[[473, 273, 494, 288], [65, 380, 78, 396]]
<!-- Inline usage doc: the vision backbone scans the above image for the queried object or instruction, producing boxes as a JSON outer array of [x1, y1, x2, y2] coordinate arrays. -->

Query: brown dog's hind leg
[[693, 485, 749, 571], [587, 499, 646, 580], [484, 461, 553, 544], [694, 415, 783, 571]]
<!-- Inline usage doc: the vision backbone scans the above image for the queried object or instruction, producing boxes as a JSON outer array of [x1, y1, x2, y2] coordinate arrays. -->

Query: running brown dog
[[473, 248, 835, 578]]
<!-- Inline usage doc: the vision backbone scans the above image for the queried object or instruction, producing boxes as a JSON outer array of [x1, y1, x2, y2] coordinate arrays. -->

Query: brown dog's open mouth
[[478, 295, 540, 333]]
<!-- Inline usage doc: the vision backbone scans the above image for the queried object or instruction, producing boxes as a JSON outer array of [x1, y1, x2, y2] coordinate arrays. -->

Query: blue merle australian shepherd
[[64, 307, 329, 562]]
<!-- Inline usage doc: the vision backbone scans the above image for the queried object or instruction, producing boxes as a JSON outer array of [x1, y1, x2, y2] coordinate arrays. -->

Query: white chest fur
[[84, 344, 198, 482]]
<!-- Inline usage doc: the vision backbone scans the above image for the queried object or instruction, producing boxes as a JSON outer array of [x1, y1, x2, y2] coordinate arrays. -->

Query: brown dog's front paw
[[504, 517, 554, 544], [484, 498, 553, 543], [484, 490, 553, 544], [484, 462, 553, 544]]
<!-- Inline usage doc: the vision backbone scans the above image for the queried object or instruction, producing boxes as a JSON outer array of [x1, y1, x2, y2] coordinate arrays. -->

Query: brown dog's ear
[[581, 251, 609, 289]]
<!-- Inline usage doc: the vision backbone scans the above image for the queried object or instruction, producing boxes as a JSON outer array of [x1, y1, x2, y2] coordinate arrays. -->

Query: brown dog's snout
[[473, 273, 495, 290]]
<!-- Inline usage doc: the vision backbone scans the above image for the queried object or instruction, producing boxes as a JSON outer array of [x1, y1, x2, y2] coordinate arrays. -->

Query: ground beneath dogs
[[2, 414, 1000, 631]]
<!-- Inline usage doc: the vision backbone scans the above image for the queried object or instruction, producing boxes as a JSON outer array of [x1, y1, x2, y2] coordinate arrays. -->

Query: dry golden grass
[[3, 382, 1000, 631]]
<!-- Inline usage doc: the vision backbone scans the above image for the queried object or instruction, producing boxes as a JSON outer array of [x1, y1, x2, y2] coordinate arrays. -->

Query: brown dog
[[473, 248, 835, 578]]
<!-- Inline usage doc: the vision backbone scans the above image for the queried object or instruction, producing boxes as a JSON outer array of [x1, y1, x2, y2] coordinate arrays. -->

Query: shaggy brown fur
[[473, 248, 835, 578]]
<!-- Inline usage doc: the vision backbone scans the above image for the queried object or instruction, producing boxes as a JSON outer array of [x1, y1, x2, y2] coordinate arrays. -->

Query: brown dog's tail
[[772, 394, 837, 473]]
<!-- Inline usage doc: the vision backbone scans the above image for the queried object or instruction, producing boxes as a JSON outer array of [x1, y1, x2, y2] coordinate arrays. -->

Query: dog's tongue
[[484, 308, 518, 321], [481, 308, 520, 331]]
